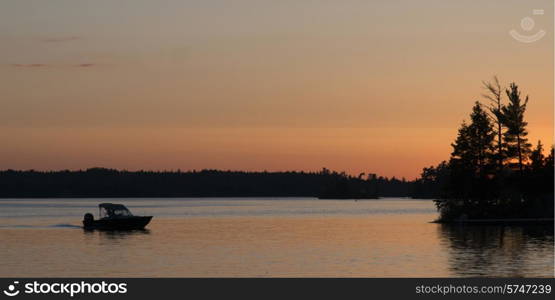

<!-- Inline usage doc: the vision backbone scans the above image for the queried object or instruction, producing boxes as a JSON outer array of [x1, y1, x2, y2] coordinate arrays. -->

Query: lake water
[[0, 198, 553, 277]]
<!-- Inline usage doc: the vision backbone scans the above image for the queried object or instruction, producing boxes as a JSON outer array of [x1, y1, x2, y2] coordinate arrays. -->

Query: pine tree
[[530, 140, 544, 171], [545, 146, 554, 168], [450, 102, 496, 176], [502, 83, 532, 174], [482, 76, 505, 168], [451, 121, 472, 169]]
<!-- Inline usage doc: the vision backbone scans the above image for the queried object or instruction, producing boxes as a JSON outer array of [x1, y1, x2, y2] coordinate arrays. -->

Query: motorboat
[[83, 203, 152, 230]]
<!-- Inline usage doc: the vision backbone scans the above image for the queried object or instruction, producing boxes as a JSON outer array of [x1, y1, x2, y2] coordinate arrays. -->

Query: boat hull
[[83, 216, 152, 230]]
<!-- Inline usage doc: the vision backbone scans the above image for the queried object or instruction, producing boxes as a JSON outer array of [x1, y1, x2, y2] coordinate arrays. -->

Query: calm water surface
[[0, 198, 552, 277]]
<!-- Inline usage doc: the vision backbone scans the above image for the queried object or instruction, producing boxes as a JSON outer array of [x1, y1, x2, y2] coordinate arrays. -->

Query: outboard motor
[[83, 213, 94, 228]]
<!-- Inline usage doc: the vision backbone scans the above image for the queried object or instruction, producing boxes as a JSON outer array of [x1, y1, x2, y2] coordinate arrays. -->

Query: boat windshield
[[99, 204, 133, 218]]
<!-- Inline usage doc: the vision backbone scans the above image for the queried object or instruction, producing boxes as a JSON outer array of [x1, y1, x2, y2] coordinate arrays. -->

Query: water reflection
[[438, 224, 554, 277], [2, 198, 552, 277], [83, 229, 151, 239]]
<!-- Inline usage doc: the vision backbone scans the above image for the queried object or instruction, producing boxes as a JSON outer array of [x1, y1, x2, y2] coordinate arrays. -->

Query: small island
[[412, 77, 554, 223]]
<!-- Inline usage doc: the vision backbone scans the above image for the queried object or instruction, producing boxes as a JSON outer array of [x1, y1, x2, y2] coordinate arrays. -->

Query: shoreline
[[432, 218, 554, 225]]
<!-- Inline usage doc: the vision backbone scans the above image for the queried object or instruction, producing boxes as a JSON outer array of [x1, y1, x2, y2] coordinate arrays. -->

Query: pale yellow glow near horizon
[[0, 0, 553, 179]]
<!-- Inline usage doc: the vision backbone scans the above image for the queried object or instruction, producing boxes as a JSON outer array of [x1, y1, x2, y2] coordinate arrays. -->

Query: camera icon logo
[[510, 9, 546, 43], [3, 281, 20, 297]]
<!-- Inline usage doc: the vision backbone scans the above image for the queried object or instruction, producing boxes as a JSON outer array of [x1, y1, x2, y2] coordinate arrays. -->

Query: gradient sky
[[0, 0, 553, 179]]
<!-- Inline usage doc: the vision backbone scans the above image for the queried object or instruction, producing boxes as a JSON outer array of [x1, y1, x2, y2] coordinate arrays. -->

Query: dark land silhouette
[[0, 168, 410, 198], [413, 78, 554, 221]]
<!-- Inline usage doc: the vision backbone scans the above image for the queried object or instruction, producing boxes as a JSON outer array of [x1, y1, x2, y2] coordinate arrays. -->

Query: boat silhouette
[[83, 203, 152, 230]]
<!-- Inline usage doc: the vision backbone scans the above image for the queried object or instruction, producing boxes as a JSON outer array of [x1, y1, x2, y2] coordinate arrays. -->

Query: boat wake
[[0, 224, 82, 229], [51, 224, 82, 229]]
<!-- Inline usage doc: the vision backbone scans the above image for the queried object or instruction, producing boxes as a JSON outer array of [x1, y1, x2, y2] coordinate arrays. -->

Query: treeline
[[0, 167, 413, 198], [412, 77, 554, 221]]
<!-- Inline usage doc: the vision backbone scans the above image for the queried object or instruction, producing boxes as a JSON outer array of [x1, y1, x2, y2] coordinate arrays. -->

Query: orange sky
[[0, 0, 553, 179]]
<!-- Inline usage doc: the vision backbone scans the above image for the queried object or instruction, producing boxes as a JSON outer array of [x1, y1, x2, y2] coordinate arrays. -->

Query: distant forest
[[0, 168, 413, 198]]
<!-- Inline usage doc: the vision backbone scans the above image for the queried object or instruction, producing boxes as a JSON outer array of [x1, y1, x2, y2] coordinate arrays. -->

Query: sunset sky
[[0, 0, 553, 179]]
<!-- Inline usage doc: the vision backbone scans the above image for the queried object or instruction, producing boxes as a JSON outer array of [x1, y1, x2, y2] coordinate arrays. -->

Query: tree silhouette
[[530, 140, 544, 171], [450, 102, 495, 177], [545, 146, 554, 169], [502, 83, 532, 175], [427, 80, 553, 221], [482, 76, 505, 168]]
